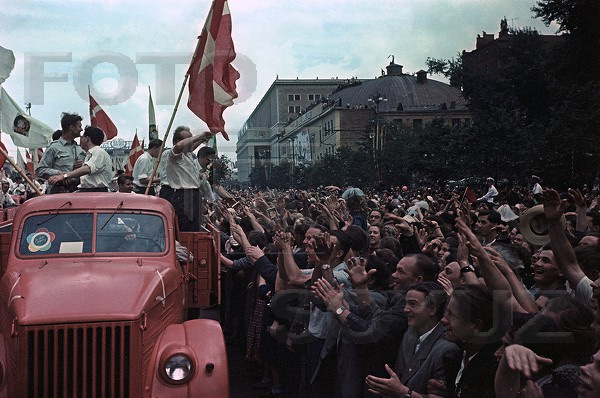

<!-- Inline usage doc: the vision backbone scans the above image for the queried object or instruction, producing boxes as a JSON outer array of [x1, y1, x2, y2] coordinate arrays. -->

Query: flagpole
[[0, 146, 42, 196], [144, 0, 218, 195]]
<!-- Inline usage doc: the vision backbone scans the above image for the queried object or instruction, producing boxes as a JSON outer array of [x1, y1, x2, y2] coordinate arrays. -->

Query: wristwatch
[[460, 265, 476, 273], [321, 264, 331, 271], [62, 173, 69, 180], [404, 389, 413, 398], [335, 306, 346, 316]]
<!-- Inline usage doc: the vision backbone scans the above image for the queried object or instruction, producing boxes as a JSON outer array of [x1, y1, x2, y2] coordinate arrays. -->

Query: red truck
[[0, 193, 227, 397]]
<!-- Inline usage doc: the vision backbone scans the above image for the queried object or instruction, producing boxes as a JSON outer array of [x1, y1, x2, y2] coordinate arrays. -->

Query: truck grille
[[25, 323, 133, 398]]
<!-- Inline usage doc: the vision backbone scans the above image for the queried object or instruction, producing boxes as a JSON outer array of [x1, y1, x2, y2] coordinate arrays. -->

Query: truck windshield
[[96, 213, 166, 253], [20, 213, 93, 255]]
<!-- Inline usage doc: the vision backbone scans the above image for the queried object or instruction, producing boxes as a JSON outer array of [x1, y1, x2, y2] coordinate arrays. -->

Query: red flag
[[187, 0, 239, 141], [89, 94, 118, 140], [0, 141, 7, 169], [124, 133, 144, 176], [25, 150, 34, 174], [463, 187, 478, 204]]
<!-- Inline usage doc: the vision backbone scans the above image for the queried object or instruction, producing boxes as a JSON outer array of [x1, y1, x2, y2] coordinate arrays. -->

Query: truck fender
[[143, 319, 229, 398]]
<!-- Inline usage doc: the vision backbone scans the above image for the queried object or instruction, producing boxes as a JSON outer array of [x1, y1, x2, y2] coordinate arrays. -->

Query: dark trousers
[[171, 188, 202, 232], [159, 185, 174, 202]]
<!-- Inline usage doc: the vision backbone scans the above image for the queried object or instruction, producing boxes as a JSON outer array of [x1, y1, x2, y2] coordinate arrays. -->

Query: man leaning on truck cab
[[48, 126, 113, 192]]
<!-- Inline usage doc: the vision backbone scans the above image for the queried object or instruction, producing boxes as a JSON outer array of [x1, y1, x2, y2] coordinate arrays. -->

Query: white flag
[[0, 46, 15, 85], [0, 87, 53, 148]]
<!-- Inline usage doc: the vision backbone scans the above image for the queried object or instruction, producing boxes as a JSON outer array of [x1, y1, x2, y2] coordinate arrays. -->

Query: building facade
[[236, 78, 343, 182]]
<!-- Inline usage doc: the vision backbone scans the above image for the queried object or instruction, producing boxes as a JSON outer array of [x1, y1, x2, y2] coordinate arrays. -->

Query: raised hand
[[504, 344, 552, 379], [311, 278, 344, 311], [365, 364, 407, 396], [542, 189, 565, 222]]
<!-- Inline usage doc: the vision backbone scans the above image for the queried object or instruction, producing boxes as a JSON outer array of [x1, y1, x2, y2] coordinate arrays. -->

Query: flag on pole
[[0, 87, 53, 148], [148, 86, 158, 141], [89, 94, 118, 140], [462, 187, 478, 204], [187, 0, 239, 141], [25, 150, 34, 174], [124, 133, 143, 176]]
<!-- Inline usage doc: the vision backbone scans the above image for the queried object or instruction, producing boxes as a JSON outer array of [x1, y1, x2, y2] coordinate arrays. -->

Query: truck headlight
[[164, 354, 193, 384]]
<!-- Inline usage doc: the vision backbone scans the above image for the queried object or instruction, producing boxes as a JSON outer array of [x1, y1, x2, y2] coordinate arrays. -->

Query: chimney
[[416, 70, 428, 84], [386, 60, 403, 76]]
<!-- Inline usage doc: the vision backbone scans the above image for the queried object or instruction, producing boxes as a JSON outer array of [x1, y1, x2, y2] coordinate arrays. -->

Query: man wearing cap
[[36, 112, 86, 193], [477, 177, 498, 204]]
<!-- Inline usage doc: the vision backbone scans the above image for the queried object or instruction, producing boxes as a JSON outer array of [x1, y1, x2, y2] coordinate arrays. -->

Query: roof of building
[[329, 63, 468, 112]]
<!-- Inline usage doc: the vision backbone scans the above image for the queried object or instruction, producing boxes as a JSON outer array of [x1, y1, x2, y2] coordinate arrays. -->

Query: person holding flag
[[36, 112, 86, 194]]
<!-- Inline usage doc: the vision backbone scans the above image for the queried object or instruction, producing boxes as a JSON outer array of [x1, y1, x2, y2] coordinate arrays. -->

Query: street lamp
[[368, 93, 388, 152]]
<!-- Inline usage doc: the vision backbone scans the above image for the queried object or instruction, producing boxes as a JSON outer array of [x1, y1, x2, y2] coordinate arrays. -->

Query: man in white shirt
[[477, 177, 498, 204], [48, 126, 113, 192], [132, 138, 162, 195], [166, 126, 213, 231], [531, 175, 543, 203]]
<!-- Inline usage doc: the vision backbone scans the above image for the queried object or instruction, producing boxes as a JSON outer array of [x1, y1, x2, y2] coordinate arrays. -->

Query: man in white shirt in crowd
[[132, 138, 162, 195], [48, 126, 113, 192], [477, 177, 498, 204]]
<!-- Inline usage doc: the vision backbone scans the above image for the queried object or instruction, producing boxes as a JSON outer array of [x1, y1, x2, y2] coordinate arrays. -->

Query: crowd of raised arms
[[3, 112, 600, 397], [206, 177, 599, 398]]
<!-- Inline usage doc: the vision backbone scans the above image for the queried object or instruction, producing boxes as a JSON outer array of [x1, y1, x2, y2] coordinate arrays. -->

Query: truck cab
[[0, 193, 227, 397]]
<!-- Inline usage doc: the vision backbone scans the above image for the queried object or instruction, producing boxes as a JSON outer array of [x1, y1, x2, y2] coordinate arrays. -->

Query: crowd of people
[[3, 111, 600, 398], [215, 180, 600, 398]]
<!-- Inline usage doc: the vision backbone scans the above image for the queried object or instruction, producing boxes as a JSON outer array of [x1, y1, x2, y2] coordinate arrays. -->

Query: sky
[[0, 0, 559, 162]]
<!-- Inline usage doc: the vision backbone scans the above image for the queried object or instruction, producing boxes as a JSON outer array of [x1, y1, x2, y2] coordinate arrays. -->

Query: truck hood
[[8, 260, 181, 325]]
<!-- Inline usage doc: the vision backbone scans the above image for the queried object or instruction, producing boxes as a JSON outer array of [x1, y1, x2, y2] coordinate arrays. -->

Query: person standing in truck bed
[[47, 126, 113, 192], [36, 112, 86, 193]]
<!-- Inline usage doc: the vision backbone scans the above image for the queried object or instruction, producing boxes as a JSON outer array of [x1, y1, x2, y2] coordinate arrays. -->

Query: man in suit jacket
[[365, 281, 460, 397]]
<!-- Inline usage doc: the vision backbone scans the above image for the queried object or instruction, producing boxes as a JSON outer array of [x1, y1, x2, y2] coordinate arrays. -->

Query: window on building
[[288, 106, 301, 113], [463, 118, 471, 127], [315, 94, 321, 100], [452, 118, 461, 128], [288, 94, 301, 101], [412, 119, 422, 130], [308, 94, 322, 101], [288, 94, 294, 101]]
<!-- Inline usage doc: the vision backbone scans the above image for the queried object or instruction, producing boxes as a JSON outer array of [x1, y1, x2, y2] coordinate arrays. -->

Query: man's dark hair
[[198, 146, 216, 159], [52, 129, 62, 140], [345, 225, 369, 255], [147, 139, 163, 150], [248, 231, 267, 249], [117, 174, 133, 185], [452, 284, 495, 331], [405, 253, 437, 282], [330, 230, 351, 259], [60, 112, 82, 131], [408, 281, 447, 320], [479, 209, 502, 225], [173, 126, 191, 144], [83, 126, 104, 146]]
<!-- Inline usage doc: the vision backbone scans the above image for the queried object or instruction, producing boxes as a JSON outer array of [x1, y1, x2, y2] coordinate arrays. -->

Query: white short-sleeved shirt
[[80, 146, 113, 189], [132, 151, 155, 188], [167, 150, 200, 189]]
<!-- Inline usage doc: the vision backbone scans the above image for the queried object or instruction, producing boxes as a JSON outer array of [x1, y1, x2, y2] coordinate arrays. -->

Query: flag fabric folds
[[0, 46, 16, 85], [25, 150, 34, 174], [124, 133, 143, 176], [0, 141, 7, 169], [0, 87, 53, 148], [187, 0, 239, 141], [148, 86, 158, 141], [16, 149, 26, 172], [89, 94, 118, 140], [463, 187, 478, 204]]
